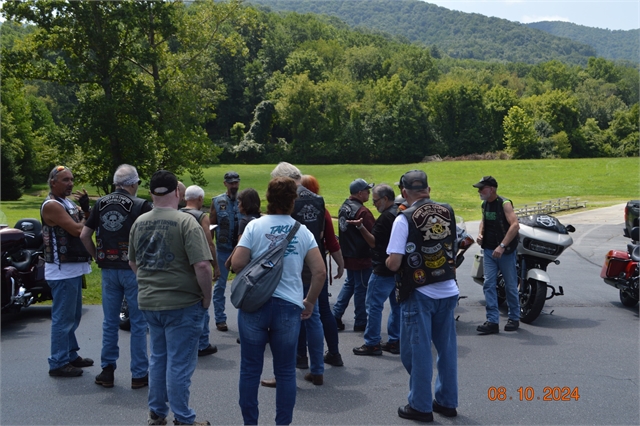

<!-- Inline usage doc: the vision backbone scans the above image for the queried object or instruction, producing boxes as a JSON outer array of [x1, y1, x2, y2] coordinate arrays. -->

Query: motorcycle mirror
[[566, 225, 575, 233]]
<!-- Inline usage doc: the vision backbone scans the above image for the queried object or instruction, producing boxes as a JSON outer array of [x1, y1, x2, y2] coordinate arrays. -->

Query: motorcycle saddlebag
[[471, 251, 484, 280], [600, 250, 631, 279]]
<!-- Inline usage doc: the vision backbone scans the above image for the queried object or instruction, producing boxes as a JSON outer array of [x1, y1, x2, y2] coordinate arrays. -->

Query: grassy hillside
[[4, 158, 635, 226]]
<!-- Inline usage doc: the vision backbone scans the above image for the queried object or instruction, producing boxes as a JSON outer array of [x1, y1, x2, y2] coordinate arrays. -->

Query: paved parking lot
[[1, 204, 638, 425]]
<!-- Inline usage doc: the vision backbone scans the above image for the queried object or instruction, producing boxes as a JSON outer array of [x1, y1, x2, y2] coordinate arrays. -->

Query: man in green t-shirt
[[129, 170, 213, 426]]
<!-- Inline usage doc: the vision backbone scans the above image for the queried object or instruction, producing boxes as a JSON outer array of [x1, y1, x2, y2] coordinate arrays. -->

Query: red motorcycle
[[1, 219, 51, 314], [601, 227, 639, 308]]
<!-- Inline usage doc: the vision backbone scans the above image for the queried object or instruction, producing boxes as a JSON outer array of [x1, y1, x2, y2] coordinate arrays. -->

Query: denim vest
[[212, 193, 239, 252]]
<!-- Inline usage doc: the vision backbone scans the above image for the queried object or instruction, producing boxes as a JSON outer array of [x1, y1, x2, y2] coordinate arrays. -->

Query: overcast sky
[[424, 0, 640, 31]]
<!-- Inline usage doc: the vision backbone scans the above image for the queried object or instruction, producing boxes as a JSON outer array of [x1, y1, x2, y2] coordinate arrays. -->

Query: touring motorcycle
[[471, 214, 575, 323], [1, 219, 51, 314], [601, 227, 639, 308]]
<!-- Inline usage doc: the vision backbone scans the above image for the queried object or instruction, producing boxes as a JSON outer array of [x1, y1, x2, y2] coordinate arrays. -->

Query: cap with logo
[[150, 170, 178, 196], [472, 176, 498, 189], [400, 170, 428, 190], [349, 178, 374, 194], [224, 171, 240, 183]]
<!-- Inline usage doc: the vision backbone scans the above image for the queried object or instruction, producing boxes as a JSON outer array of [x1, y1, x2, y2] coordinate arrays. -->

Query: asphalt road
[[1, 204, 638, 425]]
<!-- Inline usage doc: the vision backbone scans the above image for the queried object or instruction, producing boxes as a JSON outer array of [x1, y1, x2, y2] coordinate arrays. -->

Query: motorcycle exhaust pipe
[[603, 278, 626, 290]]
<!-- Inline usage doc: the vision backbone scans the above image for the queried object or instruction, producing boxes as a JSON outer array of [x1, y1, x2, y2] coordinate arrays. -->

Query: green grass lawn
[[2, 157, 637, 305]]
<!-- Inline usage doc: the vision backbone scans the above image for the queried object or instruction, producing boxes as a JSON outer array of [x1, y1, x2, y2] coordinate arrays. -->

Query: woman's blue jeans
[[238, 297, 302, 425], [400, 291, 458, 413]]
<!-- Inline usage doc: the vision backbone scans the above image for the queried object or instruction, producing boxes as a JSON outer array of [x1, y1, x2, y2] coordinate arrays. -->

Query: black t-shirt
[[371, 206, 397, 277]]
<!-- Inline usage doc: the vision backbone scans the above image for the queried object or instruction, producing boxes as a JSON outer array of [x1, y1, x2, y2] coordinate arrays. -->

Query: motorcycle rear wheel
[[520, 279, 547, 324], [619, 290, 639, 308]]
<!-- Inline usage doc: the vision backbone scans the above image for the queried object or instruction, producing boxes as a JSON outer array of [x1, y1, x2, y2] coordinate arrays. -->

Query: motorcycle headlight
[[523, 238, 563, 256]]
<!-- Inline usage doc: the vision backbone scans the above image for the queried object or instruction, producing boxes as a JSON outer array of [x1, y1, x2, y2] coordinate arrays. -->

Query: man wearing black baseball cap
[[209, 171, 242, 332], [473, 175, 520, 335], [129, 170, 213, 425], [386, 169, 459, 422], [333, 178, 376, 332]]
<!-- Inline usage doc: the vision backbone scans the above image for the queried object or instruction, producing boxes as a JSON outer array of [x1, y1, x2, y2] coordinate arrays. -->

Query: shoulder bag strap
[[286, 221, 301, 243]]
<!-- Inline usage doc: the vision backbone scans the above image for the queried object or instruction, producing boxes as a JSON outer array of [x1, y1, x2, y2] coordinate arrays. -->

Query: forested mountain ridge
[[526, 21, 639, 63], [1, 1, 637, 201], [249, 0, 599, 65]]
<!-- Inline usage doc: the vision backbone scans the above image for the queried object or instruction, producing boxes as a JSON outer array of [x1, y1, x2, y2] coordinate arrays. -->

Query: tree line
[[1, 0, 638, 201]]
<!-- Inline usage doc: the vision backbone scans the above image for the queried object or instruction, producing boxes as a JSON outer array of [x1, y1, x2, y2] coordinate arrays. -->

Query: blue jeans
[[298, 301, 324, 375], [199, 305, 213, 351], [364, 273, 400, 347], [482, 248, 520, 323], [213, 250, 232, 324], [100, 269, 148, 377], [238, 297, 302, 425], [299, 278, 340, 356], [400, 292, 458, 413], [48, 276, 83, 370], [143, 303, 205, 425], [332, 268, 371, 327]]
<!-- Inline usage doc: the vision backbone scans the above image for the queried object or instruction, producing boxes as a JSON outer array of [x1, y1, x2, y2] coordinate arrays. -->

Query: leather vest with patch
[[482, 195, 518, 253], [41, 196, 91, 264], [294, 185, 326, 284], [213, 193, 239, 252], [338, 198, 370, 259], [94, 189, 148, 269], [397, 198, 456, 302]]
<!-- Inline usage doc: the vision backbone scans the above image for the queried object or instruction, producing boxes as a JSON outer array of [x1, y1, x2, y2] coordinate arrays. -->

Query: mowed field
[[2, 157, 636, 304], [2, 157, 637, 224]]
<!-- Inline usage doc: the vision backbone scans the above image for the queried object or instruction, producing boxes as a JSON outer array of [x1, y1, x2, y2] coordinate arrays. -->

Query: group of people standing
[[41, 162, 520, 425]]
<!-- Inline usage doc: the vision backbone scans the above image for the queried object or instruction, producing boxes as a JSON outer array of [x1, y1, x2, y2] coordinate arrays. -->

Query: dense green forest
[[526, 21, 639, 63], [1, 0, 638, 201], [250, 0, 602, 64]]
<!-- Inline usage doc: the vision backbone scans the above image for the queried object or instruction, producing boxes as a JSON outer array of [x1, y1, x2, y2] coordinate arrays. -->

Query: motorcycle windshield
[[519, 214, 570, 234]]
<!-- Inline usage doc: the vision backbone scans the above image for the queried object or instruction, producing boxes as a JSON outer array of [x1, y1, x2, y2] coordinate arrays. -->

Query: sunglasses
[[51, 165, 68, 178]]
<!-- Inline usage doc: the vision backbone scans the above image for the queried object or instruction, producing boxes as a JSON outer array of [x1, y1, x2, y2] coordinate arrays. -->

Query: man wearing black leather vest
[[41, 165, 93, 378], [386, 170, 459, 422], [181, 184, 219, 358], [333, 178, 376, 332], [473, 176, 520, 334], [351, 184, 401, 356], [81, 164, 151, 388]]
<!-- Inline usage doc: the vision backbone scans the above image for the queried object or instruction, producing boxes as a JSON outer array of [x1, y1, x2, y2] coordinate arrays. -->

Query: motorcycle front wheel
[[519, 279, 547, 324]]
